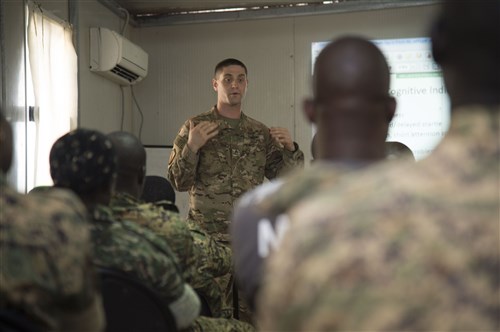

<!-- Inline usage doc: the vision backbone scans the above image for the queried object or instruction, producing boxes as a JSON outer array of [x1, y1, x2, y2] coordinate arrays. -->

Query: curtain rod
[[26, 0, 72, 29]]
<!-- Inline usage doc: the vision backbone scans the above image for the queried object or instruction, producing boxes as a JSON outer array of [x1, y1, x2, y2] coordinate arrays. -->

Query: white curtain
[[27, 4, 77, 189]]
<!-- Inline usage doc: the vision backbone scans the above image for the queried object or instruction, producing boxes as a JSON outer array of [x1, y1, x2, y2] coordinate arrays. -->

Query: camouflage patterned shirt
[[231, 161, 372, 309], [90, 204, 200, 329], [110, 191, 232, 317], [259, 105, 500, 331], [168, 106, 305, 242], [0, 177, 104, 331]]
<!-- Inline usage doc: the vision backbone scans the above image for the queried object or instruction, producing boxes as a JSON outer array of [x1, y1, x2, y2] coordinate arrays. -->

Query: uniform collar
[[210, 105, 248, 130]]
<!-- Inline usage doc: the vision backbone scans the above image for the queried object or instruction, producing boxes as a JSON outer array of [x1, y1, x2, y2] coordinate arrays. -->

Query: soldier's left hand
[[270, 127, 295, 151]]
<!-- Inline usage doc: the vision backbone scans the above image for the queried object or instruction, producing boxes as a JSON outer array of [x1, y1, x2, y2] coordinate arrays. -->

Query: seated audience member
[[106, 131, 253, 331], [0, 113, 105, 331], [385, 141, 415, 161], [141, 175, 179, 212], [231, 36, 396, 310], [49, 128, 200, 331], [259, 1, 500, 330]]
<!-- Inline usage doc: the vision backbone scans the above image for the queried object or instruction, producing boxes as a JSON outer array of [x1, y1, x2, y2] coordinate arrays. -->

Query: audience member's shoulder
[[3, 187, 90, 259], [13, 186, 87, 227], [131, 199, 186, 229], [114, 213, 176, 255], [29, 186, 88, 221], [287, 158, 418, 230], [279, 161, 356, 192], [328, 157, 419, 196], [236, 179, 285, 209]]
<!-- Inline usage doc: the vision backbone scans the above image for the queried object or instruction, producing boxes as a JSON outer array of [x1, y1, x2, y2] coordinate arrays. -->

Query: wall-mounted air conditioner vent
[[90, 27, 148, 85]]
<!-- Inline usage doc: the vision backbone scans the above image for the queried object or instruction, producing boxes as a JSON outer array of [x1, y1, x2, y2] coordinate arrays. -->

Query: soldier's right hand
[[187, 120, 219, 153]]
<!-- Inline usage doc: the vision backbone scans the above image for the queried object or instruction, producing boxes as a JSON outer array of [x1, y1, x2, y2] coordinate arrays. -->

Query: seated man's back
[[0, 112, 104, 331], [107, 131, 233, 318], [90, 204, 200, 329], [110, 192, 232, 317], [0, 182, 105, 331]]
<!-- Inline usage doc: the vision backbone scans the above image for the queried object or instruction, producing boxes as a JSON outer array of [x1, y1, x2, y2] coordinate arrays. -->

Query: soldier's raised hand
[[270, 127, 295, 151], [187, 120, 219, 153]]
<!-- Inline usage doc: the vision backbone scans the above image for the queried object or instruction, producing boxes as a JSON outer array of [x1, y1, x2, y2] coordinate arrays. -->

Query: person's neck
[[115, 183, 141, 199], [81, 195, 108, 214], [217, 102, 241, 119], [320, 142, 386, 163]]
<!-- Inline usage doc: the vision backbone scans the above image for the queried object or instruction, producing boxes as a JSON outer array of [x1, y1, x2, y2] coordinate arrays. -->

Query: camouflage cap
[[50, 128, 116, 194]]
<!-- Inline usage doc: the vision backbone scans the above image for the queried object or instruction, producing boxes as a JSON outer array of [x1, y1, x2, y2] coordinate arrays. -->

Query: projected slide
[[312, 38, 450, 160]]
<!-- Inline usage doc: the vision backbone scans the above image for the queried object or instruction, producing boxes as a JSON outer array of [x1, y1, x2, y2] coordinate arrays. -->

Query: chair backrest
[[97, 267, 178, 332], [0, 310, 41, 332], [141, 176, 176, 205]]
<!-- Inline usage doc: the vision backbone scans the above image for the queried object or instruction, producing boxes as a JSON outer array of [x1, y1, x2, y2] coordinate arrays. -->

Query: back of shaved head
[[107, 131, 146, 176], [306, 36, 396, 161], [107, 131, 147, 198], [314, 36, 391, 103]]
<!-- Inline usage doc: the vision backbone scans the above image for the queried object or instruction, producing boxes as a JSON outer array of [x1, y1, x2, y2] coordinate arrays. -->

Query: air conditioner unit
[[90, 27, 148, 85]]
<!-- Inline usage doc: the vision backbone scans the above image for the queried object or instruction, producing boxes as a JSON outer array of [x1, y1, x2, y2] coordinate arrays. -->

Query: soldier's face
[[213, 65, 248, 106]]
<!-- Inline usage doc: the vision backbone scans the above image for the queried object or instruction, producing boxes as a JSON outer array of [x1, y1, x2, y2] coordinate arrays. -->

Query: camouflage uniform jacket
[[90, 204, 200, 329], [0, 177, 104, 331], [259, 105, 500, 331], [168, 105, 305, 242], [110, 191, 232, 317], [231, 161, 372, 309]]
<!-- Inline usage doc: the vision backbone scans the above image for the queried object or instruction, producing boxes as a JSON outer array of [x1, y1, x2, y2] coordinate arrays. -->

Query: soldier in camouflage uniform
[[168, 58, 304, 320], [107, 131, 233, 319], [168, 58, 304, 243], [231, 36, 397, 311], [259, 1, 500, 330], [0, 113, 105, 331], [49, 128, 201, 330]]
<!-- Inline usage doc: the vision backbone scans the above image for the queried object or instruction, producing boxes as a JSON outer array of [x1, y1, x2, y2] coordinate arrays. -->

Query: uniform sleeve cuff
[[181, 145, 199, 164], [284, 142, 299, 155]]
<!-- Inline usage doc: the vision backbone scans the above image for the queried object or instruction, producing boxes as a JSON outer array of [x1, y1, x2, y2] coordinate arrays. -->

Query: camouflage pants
[[215, 241, 255, 325], [188, 316, 254, 332]]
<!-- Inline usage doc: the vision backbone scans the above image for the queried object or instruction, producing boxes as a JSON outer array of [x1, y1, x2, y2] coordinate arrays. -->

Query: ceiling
[[112, 1, 343, 16], [105, 0, 437, 26]]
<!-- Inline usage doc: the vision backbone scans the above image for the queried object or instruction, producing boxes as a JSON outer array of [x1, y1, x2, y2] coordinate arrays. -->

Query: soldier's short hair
[[214, 58, 247, 77]]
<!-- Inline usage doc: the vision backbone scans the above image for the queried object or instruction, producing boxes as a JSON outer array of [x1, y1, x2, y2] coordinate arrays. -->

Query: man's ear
[[386, 96, 397, 123], [303, 98, 316, 124], [212, 78, 218, 92]]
